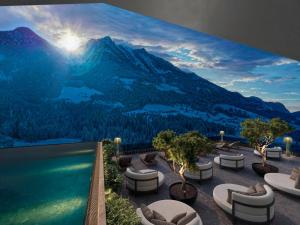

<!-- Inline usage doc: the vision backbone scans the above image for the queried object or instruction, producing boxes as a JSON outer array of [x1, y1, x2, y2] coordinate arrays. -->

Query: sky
[[0, 3, 300, 112]]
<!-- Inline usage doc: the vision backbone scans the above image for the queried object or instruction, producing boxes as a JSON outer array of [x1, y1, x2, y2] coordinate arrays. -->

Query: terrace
[[0, 137, 299, 225], [119, 147, 300, 225]]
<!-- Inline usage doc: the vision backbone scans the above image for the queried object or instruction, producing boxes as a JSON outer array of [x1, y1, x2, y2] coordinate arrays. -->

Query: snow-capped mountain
[[75, 36, 290, 116], [0, 27, 298, 146]]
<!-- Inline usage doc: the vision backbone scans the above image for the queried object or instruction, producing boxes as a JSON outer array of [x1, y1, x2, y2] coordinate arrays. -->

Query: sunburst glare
[[57, 31, 81, 52]]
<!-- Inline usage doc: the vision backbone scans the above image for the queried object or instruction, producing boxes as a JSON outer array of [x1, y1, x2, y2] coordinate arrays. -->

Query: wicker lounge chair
[[216, 141, 240, 151], [214, 154, 245, 170], [254, 147, 282, 160], [213, 183, 275, 224], [125, 167, 164, 194], [264, 173, 300, 196]]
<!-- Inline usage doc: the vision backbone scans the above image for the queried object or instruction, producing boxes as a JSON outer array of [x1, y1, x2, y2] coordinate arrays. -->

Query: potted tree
[[153, 130, 212, 204], [152, 129, 176, 169], [241, 118, 292, 176]]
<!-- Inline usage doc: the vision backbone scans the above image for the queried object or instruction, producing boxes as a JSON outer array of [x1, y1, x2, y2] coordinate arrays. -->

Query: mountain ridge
[[0, 27, 298, 145]]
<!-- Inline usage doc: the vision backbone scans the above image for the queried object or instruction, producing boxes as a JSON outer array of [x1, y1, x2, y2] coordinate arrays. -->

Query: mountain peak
[[101, 36, 114, 44], [13, 27, 35, 34], [86, 36, 116, 50], [0, 26, 47, 48]]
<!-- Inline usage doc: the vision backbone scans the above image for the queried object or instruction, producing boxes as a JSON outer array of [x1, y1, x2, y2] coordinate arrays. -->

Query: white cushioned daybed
[[136, 200, 203, 225], [254, 147, 282, 160], [213, 184, 275, 224], [184, 161, 213, 181], [264, 173, 300, 196], [214, 154, 245, 170], [125, 168, 165, 193]]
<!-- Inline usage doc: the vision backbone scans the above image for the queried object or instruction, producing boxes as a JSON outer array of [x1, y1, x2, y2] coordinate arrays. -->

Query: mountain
[[0, 27, 67, 104], [292, 111, 300, 119], [75, 36, 291, 116], [0, 27, 48, 48], [0, 27, 299, 146]]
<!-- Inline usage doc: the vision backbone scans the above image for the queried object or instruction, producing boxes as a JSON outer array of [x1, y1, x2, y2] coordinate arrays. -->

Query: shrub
[[103, 143, 123, 192], [102, 138, 113, 146], [106, 192, 140, 225], [103, 143, 116, 163], [104, 162, 123, 192]]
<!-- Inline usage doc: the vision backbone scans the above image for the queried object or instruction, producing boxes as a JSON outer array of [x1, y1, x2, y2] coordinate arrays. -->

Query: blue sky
[[0, 3, 300, 112]]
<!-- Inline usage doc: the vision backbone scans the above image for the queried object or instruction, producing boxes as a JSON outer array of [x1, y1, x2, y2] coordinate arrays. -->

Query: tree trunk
[[172, 161, 176, 172], [262, 154, 267, 167], [179, 167, 186, 194], [257, 145, 267, 167]]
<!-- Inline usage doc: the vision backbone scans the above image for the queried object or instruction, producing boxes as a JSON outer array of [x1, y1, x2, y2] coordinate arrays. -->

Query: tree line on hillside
[[0, 102, 237, 147]]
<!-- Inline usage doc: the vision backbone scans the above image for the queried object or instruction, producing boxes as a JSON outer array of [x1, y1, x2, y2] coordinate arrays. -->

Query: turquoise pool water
[[0, 148, 95, 225]]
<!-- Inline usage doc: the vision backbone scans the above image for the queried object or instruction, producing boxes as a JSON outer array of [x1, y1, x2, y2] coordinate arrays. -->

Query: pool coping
[[84, 142, 106, 225]]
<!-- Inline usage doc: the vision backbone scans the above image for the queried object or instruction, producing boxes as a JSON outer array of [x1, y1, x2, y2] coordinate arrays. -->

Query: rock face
[[0, 27, 298, 145]]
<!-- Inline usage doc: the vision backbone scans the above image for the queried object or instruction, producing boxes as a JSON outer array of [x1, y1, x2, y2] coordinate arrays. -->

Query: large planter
[[252, 163, 278, 177], [169, 182, 197, 205]]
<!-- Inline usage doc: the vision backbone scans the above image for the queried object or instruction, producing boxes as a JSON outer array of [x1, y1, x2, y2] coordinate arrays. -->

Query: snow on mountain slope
[[126, 104, 243, 128], [57, 87, 103, 103], [213, 104, 260, 118], [155, 83, 185, 94], [119, 78, 135, 90], [95, 100, 125, 108]]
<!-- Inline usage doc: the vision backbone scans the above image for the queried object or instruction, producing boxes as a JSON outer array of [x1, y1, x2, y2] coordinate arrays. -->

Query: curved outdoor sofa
[[254, 147, 282, 160], [125, 168, 165, 193], [136, 200, 203, 225], [184, 161, 213, 181], [214, 154, 245, 170], [213, 184, 275, 224], [264, 173, 300, 197]]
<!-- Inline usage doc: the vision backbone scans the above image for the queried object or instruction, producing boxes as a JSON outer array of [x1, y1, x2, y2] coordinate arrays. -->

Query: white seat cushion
[[136, 200, 203, 225], [264, 173, 300, 196], [214, 155, 244, 168]]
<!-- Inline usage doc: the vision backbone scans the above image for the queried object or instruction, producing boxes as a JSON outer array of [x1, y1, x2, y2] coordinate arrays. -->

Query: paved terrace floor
[[121, 147, 300, 225]]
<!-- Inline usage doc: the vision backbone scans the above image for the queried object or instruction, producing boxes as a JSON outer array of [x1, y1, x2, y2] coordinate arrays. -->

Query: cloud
[[284, 92, 300, 96], [1, 3, 300, 112], [263, 76, 297, 84], [5, 3, 285, 75], [216, 75, 262, 87], [272, 58, 300, 66]]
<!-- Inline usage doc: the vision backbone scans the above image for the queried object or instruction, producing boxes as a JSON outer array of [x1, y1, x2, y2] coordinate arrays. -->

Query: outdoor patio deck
[[121, 147, 300, 225]]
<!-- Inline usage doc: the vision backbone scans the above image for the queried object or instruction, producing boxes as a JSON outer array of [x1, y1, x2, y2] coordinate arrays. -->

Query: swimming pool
[[0, 145, 95, 225]]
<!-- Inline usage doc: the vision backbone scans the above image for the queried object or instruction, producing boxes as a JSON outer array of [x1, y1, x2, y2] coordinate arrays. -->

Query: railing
[[120, 142, 154, 155], [85, 142, 106, 225]]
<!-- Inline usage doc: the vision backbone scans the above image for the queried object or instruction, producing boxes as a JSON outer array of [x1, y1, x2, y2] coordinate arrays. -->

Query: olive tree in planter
[[152, 129, 176, 169], [154, 130, 213, 204], [241, 118, 292, 175]]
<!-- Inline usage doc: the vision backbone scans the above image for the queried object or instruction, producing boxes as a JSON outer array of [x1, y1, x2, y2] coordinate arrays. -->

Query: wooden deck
[[121, 147, 300, 225]]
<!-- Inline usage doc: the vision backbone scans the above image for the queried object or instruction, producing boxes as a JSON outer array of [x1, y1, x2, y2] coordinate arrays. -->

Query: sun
[[57, 32, 81, 52]]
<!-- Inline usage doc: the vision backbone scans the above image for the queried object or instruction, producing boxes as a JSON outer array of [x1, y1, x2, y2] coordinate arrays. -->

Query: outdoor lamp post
[[220, 130, 225, 142], [114, 137, 122, 158], [283, 136, 293, 156]]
